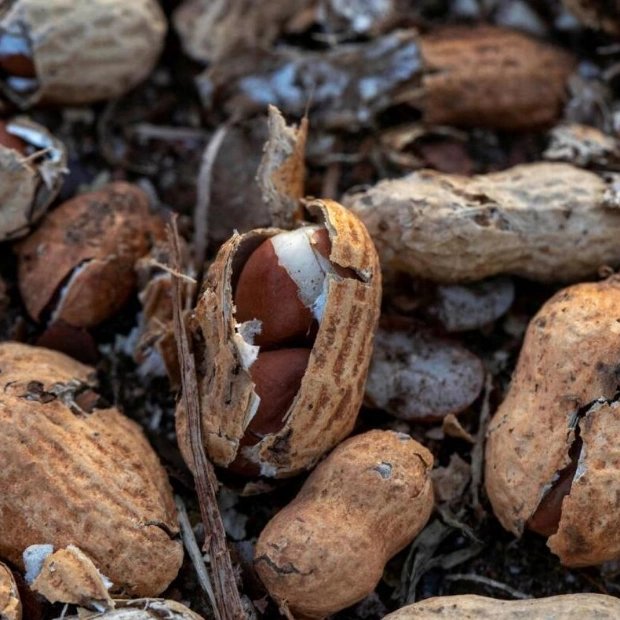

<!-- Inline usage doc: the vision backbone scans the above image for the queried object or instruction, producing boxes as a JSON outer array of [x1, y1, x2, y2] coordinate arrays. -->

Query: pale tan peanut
[[344, 162, 620, 283], [0, 0, 166, 107], [254, 430, 434, 618], [0, 342, 183, 596], [485, 279, 620, 566], [176, 198, 381, 478], [382, 593, 620, 618]]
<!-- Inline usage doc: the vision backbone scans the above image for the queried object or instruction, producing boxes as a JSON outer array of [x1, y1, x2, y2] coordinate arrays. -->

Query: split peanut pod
[[383, 593, 620, 618], [16, 182, 166, 329], [254, 430, 434, 618], [486, 279, 620, 566], [176, 199, 381, 478]]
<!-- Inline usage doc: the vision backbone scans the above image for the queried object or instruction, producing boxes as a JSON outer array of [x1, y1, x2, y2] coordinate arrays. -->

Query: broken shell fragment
[[0, 342, 183, 596], [16, 182, 166, 328], [0, 561, 21, 620], [131, 241, 196, 387], [0, 0, 167, 107], [365, 319, 484, 422], [0, 116, 67, 241], [176, 199, 381, 478], [28, 545, 113, 612], [254, 430, 434, 618], [485, 279, 620, 565], [383, 593, 620, 619], [344, 162, 620, 283]]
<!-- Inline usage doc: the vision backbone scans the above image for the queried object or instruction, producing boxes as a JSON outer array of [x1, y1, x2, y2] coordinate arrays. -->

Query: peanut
[[176, 199, 381, 478], [17, 183, 165, 329], [0, 342, 183, 596], [486, 279, 620, 565], [344, 162, 620, 283], [254, 430, 434, 618]]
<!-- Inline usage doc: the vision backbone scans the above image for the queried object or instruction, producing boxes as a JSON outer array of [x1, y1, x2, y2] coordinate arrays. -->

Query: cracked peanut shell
[[0, 342, 183, 596], [254, 430, 434, 618], [16, 182, 165, 328], [176, 199, 381, 478], [485, 279, 620, 566]]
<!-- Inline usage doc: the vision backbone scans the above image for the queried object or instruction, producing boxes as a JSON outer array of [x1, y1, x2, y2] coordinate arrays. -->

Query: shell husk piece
[[0, 115, 67, 241], [485, 280, 620, 562], [548, 400, 620, 565], [0, 561, 21, 620], [30, 545, 113, 610], [365, 319, 484, 422], [344, 162, 620, 283], [382, 593, 620, 618], [0, 342, 183, 596], [254, 430, 434, 618], [0, 0, 166, 107], [177, 199, 381, 478]]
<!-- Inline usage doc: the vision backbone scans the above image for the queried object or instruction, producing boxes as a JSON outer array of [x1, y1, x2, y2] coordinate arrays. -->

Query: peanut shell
[[383, 593, 620, 618], [0, 116, 67, 241], [176, 199, 381, 478], [344, 162, 620, 283], [0, 561, 21, 620], [254, 430, 434, 618], [486, 279, 620, 565], [408, 26, 575, 130], [17, 182, 165, 327], [0, 0, 166, 107], [29, 545, 113, 610], [0, 342, 183, 596]]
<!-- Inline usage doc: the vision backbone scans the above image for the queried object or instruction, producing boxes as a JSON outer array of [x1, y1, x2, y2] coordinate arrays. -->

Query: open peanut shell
[[176, 198, 381, 478]]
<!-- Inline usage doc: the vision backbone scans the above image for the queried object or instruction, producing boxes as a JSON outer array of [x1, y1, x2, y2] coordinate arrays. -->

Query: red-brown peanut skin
[[382, 594, 620, 619], [485, 279, 620, 565], [254, 430, 434, 618]]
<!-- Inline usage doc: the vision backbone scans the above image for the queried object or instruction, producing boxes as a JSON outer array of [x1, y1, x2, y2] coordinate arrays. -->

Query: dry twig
[[168, 217, 245, 620]]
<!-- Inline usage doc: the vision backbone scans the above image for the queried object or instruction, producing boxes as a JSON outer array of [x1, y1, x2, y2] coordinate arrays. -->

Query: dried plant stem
[[443, 574, 530, 600], [471, 373, 492, 519], [168, 217, 245, 620], [175, 495, 219, 620], [193, 124, 230, 270]]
